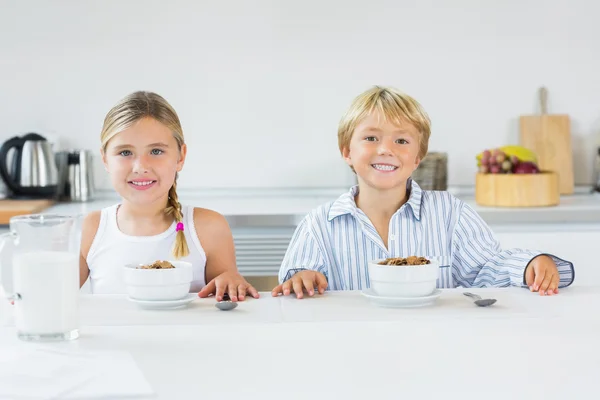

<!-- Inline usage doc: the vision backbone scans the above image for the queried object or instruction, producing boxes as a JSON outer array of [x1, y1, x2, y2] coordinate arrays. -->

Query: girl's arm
[[194, 208, 237, 282], [79, 211, 101, 288], [194, 208, 258, 301]]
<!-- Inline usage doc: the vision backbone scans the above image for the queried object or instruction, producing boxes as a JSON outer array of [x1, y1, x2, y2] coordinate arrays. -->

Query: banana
[[476, 145, 537, 163], [500, 145, 537, 163]]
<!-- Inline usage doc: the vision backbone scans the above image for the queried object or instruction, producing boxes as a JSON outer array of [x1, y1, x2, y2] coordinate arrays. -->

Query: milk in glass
[[13, 251, 79, 339]]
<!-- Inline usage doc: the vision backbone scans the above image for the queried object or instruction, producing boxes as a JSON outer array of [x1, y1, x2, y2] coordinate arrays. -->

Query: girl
[[79, 91, 258, 302]]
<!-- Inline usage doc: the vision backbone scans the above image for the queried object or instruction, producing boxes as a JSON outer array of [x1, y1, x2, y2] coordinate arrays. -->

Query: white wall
[[1, 0, 598, 190]]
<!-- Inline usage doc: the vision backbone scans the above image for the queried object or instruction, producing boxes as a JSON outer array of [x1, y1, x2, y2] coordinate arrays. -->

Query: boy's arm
[[278, 216, 327, 284], [451, 203, 574, 288]]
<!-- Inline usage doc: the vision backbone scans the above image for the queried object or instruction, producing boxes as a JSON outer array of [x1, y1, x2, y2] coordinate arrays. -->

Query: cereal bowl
[[368, 256, 439, 298], [123, 260, 193, 301]]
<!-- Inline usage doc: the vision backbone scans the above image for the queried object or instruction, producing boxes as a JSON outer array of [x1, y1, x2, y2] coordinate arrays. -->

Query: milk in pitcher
[[13, 251, 79, 340]]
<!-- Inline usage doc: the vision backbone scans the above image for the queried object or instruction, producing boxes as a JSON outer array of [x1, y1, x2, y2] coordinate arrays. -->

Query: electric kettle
[[0, 133, 59, 198]]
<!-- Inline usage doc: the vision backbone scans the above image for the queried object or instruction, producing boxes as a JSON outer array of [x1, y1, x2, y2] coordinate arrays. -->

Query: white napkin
[[61, 350, 154, 399], [0, 347, 153, 399]]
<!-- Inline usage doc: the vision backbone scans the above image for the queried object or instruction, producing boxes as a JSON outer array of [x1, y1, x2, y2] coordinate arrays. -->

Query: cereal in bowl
[[139, 260, 176, 269], [378, 256, 431, 266]]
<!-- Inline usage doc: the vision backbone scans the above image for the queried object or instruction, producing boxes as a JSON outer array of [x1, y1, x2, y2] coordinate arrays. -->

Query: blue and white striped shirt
[[279, 180, 575, 290]]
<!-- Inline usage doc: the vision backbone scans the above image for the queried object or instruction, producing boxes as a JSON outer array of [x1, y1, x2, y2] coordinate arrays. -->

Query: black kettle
[[0, 133, 59, 198]]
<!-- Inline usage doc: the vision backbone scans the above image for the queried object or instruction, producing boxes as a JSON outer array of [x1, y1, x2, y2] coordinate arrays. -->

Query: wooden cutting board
[[0, 199, 55, 224], [519, 87, 574, 194]]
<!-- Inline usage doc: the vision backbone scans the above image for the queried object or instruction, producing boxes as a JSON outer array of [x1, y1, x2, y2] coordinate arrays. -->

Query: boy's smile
[[343, 111, 421, 191], [371, 163, 398, 172]]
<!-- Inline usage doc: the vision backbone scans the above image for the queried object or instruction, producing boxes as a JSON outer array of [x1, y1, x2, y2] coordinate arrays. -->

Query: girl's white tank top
[[86, 204, 207, 294]]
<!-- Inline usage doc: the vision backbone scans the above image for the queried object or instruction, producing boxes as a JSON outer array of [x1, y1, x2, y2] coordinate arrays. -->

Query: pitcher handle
[[0, 232, 16, 300]]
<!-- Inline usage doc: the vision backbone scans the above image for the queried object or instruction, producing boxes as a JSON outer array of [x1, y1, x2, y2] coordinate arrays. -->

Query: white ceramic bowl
[[368, 258, 439, 297], [123, 261, 193, 301]]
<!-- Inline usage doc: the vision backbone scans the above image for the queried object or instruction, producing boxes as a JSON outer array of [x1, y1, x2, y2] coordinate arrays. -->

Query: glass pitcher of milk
[[0, 214, 81, 341]]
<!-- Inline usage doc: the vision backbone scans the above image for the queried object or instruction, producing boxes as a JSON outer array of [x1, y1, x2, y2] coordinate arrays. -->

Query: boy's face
[[102, 117, 187, 205], [343, 111, 421, 191]]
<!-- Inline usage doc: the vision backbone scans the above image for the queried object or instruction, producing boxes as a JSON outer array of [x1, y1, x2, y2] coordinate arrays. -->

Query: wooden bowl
[[475, 172, 559, 207]]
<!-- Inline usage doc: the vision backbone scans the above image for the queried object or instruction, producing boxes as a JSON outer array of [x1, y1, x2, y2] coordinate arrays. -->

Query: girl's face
[[102, 117, 186, 206]]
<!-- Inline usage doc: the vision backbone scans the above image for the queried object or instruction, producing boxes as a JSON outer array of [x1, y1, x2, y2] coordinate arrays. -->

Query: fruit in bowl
[[368, 256, 439, 297], [476, 145, 540, 174], [123, 260, 193, 301]]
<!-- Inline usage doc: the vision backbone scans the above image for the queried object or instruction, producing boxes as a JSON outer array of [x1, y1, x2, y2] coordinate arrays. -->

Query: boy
[[272, 86, 574, 298]]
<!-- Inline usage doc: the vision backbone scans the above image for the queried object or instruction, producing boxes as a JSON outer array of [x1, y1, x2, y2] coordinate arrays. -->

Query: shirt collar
[[327, 178, 423, 221]]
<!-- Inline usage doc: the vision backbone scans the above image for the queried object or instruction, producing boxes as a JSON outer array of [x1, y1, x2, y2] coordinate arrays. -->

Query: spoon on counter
[[463, 292, 497, 307], [215, 293, 238, 311]]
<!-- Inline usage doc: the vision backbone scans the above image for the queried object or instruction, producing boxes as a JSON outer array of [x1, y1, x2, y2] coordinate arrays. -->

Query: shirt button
[[390, 234, 396, 241]]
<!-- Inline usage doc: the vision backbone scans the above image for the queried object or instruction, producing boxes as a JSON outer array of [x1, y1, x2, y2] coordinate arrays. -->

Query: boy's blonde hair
[[338, 86, 431, 161], [100, 91, 189, 259]]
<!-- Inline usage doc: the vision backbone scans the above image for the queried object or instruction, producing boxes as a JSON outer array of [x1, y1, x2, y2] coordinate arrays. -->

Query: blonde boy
[[272, 86, 574, 298]]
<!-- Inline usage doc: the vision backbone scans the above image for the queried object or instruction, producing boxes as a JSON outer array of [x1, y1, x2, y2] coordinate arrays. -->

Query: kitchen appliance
[[0, 133, 59, 198], [593, 147, 600, 193], [56, 149, 95, 202], [520, 87, 574, 194]]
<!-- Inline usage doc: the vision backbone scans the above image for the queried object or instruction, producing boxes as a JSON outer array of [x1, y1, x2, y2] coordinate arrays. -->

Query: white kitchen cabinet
[[491, 223, 600, 287]]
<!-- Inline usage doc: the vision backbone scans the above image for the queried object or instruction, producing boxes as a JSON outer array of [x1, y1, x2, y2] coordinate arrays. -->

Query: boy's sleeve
[[278, 216, 327, 284], [451, 203, 574, 288]]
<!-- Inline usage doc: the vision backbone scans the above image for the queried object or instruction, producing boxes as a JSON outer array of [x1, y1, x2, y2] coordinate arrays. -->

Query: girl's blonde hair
[[338, 86, 432, 162], [100, 91, 189, 259]]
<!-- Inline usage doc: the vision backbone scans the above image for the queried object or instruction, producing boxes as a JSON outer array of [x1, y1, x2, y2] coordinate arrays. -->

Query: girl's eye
[[396, 138, 409, 144], [151, 149, 163, 155], [119, 150, 132, 156], [365, 136, 377, 142]]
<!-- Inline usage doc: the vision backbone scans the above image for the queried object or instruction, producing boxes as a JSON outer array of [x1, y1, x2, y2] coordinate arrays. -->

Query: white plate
[[127, 293, 197, 310], [360, 288, 442, 308]]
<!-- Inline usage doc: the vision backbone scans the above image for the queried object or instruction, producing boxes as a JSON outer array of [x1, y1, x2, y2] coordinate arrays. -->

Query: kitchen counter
[[34, 187, 600, 226], [1, 287, 599, 398]]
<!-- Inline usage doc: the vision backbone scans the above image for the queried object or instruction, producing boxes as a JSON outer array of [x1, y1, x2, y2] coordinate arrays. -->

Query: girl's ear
[[176, 144, 187, 172], [101, 148, 108, 171]]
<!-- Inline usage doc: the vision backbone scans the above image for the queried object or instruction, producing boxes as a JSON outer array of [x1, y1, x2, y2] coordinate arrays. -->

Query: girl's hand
[[198, 271, 259, 302]]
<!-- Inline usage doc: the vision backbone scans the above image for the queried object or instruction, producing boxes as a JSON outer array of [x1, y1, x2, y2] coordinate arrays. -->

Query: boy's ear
[[412, 155, 422, 173], [414, 155, 422, 168], [176, 143, 187, 172], [342, 146, 352, 166]]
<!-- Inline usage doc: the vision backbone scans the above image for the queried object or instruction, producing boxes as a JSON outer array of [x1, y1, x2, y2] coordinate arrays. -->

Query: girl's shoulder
[[81, 210, 103, 258], [189, 206, 228, 229]]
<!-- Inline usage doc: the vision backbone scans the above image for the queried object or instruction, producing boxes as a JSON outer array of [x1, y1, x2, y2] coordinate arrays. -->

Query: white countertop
[[1, 287, 599, 399], [39, 187, 600, 225]]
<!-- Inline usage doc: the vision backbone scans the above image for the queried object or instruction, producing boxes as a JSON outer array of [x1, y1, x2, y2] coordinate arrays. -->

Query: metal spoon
[[215, 293, 238, 311], [463, 292, 497, 307]]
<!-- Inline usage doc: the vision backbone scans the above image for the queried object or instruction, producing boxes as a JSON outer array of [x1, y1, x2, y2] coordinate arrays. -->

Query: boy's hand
[[271, 270, 328, 299], [525, 255, 560, 296], [198, 271, 259, 302]]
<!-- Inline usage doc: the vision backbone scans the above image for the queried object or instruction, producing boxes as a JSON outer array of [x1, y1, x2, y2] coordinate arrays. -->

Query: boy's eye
[[119, 150, 132, 156], [396, 138, 409, 144], [150, 149, 163, 155], [365, 136, 377, 142]]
